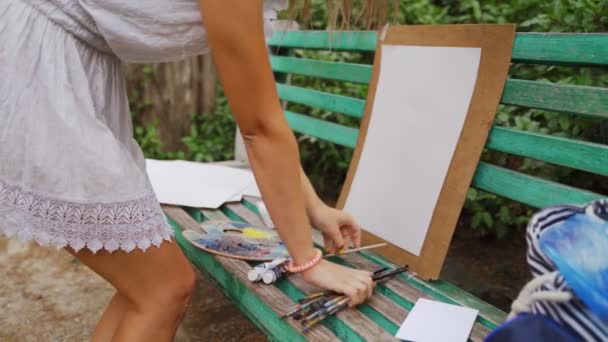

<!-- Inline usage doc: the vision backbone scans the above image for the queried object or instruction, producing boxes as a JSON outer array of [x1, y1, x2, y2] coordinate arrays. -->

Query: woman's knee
[[133, 265, 196, 316]]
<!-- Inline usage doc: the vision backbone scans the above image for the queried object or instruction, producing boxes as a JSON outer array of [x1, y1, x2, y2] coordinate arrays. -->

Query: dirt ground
[[0, 237, 267, 342]]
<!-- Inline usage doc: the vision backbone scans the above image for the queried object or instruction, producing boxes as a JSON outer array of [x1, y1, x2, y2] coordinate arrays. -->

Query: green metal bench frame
[[164, 31, 608, 341]]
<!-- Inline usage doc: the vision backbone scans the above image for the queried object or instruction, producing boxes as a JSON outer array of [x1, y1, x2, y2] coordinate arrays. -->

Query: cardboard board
[[337, 25, 515, 279]]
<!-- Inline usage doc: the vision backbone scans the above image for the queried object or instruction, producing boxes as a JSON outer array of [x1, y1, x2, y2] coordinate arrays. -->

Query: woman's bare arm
[[197, 0, 373, 305], [197, 0, 315, 264]]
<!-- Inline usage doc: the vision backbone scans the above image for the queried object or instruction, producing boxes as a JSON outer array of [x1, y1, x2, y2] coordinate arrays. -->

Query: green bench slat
[[472, 162, 604, 208], [223, 202, 496, 341], [284, 110, 359, 148], [271, 56, 373, 84], [487, 126, 608, 176], [277, 83, 365, 118], [241, 197, 506, 330], [512, 33, 608, 67], [501, 79, 608, 118], [165, 213, 309, 342], [269, 31, 377, 51], [215, 206, 389, 341], [269, 31, 608, 67]]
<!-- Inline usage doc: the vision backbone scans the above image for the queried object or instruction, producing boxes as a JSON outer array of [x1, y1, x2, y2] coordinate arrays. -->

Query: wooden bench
[[163, 31, 608, 341]]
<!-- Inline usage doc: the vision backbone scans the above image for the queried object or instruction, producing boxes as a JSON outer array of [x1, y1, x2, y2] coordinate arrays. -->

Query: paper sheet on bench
[[343, 45, 481, 256], [146, 159, 260, 208], [395, 298, 478, 342]]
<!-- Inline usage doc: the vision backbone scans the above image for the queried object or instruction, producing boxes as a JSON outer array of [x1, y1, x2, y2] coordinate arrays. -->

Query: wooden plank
[[487, 126, 608, 175], [201, 208, 231, 221], [339, 253, 493, 342], [222, 203, 374, 341], [472, 162, 604, 208], [284, 110, 359, 148], [270, 56, 372, 84], [352, 252, 507, 327], [288, 275, 399, 341], [228, 202, 406, 339], [223, 203, 266, 227], [277, 83, 365, 118], [241, 193, 503, 332], [512, 33, 608, 66], [269, 31, 377, 51], [501, 79, 608, 118], [164, 206, 338, 342], [269, 31, 608, 66]]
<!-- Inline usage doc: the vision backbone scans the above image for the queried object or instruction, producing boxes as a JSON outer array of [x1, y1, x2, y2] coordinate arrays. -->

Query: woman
[[0, 0, 377, 340]]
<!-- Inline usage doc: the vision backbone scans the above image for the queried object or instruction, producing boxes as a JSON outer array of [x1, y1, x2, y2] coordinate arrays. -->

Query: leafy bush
[[131, 0, 607, 238]]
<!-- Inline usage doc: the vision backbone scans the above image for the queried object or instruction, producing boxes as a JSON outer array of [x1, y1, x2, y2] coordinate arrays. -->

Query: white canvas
[[395, 298, 478, 342], [344, 45, 481, 255], [145, 159, 255, 208]]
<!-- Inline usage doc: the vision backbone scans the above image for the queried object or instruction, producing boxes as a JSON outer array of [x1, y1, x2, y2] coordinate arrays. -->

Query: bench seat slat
[[271, 56, 372, 84], [512, 33, 608, 67], [487, 126, 608, 175], [238, 199, 506, 331], [472, 162, 603, 208], [212, 205, 379, 341], [163, 206, 337, 342], [341, 253, 492, 342], [277, 83, 365, 118], [285, 110, 359, 148], [501, 79, 608, 118], [227, 203, 409, 336], [288, 275, 399, 341]]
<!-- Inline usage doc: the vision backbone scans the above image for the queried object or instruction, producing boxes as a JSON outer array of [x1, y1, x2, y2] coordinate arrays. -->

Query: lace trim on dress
[[0, 179, 173, 253]]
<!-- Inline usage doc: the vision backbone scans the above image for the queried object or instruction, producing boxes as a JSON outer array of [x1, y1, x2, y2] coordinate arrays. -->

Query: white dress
[[0, 0, 287, 253]]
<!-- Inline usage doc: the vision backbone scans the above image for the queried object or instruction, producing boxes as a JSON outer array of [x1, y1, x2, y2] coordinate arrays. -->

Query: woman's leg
[[91, 292, 130, 342], [69, 241, 195, 342]]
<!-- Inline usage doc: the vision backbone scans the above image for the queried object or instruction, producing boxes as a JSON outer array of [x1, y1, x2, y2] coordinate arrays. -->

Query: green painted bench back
[[268, 31, 608, 209]]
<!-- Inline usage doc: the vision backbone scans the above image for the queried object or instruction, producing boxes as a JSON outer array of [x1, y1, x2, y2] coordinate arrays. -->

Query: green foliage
[[181, 94, 236, 163], [131, 88, 235, 162], [130, 0, 607, 239]]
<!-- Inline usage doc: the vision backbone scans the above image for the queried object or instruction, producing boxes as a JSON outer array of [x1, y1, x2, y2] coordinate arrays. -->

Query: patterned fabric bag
[[485, 200, 608, 342]]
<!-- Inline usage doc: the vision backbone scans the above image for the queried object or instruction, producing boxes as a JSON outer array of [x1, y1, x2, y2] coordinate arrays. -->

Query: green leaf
[[472, 212, 483, 228], [559, 116, 571, 131], [482, 212, 493, 227], [467, 189, 478, 201]]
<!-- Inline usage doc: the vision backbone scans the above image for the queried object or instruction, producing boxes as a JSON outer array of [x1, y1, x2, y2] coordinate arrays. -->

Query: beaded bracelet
[[286, 248, 322, 273]]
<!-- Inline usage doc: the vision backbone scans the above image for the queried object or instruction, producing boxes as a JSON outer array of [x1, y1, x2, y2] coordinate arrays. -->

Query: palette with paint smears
[[183, 220, 289, 261]]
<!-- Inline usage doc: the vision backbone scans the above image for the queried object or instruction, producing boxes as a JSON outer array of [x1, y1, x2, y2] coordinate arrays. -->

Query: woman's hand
[[301, 260, 374, 306], [310, 204, 362, 254]]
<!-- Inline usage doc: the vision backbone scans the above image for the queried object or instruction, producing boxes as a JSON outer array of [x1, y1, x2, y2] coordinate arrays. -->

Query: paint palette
[[539, 213, 608, 324], [183, 220, 289, 261]]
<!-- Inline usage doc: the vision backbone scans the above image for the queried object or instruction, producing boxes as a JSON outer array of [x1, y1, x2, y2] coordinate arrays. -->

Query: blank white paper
[[396, 298, 478, 342], [344, 45, 481, 255], [145, 159, 255, 208]]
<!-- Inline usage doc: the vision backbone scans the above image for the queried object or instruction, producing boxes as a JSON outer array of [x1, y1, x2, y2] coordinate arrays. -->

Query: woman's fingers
[[343, 273, 374, 306], [339, 212, 362, 248], [323, 233, 335, 254]]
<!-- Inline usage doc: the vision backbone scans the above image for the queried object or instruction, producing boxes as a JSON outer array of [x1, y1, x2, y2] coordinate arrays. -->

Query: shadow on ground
[[0, 237, 267, 342]]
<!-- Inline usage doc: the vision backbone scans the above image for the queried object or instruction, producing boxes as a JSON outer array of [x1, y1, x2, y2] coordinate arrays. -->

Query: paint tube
[[247, 257, 288, 282], [262, 264, 290, 284]]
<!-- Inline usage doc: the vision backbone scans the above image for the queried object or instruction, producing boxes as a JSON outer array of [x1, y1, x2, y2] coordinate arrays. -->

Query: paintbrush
[[281, 293, 329, 319], [283, 266, 405, 322], [324, 242, 388, 258], [302, 297, 350, 332], [299, 266, 408, 332], [298, 266, 390, 304], [372, 265, 408, 282]]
